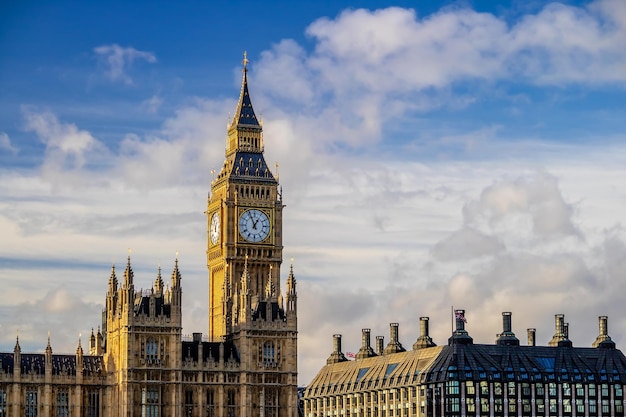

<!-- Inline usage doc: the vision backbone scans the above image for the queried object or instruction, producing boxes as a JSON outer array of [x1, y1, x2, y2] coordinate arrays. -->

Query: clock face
[[239, 209, 270, 243], [210, 212, 220, 245]]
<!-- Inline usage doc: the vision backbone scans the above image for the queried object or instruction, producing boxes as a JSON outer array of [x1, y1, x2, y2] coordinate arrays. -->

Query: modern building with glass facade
[[303, 312, 626, 417]]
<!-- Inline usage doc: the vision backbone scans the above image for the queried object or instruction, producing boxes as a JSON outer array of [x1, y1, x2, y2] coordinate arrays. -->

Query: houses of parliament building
[[3, 55, 626, 417], [0, 56, 298, 416]]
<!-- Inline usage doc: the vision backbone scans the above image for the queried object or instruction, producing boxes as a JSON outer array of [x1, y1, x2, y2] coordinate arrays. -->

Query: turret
[[89, 328, 96, 354], [123, 255, 134, 288], [122, 255, 135, 312], [45, 334, 52, 361], [264, 265, 277, 321], [170, 256, 182, 307], [239, 259, 252, 323], [13, 333, 21, 379], [154, 266, 164, 296], [76, 337, 84, 384], [96, 327, 103, 354], [45, 334, 52, 381], [107, 264, 119, 317], [108, 264, 118, 294], [285, 262, 297, 321]]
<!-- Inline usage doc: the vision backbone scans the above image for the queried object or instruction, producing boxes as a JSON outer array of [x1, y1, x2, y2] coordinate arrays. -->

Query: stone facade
[[0, 55, 298, 417]]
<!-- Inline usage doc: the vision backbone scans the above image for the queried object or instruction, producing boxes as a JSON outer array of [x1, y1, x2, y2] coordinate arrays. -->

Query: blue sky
[[1, 0, 626, 384]]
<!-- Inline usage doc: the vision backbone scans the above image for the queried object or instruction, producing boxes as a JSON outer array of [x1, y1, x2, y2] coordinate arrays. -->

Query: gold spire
[[242, 50, 249, 72]]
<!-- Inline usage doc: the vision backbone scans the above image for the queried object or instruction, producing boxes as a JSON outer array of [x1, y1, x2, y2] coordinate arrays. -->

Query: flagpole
[[451, 305, 454, 335]]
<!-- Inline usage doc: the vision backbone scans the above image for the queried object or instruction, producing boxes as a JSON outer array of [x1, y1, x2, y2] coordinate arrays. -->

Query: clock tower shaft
[[206, 53, 285, 340]]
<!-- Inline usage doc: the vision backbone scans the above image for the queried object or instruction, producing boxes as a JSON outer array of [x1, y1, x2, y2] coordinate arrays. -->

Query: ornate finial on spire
[[14, 330, 21, 352], [46, 331, 52, 353], [275, 162, 280, 182], [287, 259, 296, 295], [171, 254, 182, 287], [76, 334, 84, 355], [124, 251, 134, 286], [109, 263, 118, 288], [155, 264, 164, 294], [265, 265, 276, 299], [242, 51, 249, 72]]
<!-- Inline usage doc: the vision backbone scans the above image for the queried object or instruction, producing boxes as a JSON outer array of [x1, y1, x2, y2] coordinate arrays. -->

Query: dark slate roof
[[51, 355, 76, 376], [230, 152, 277, 183], [252, 301, 285, 321], [21, 353, 46, 374], [134, 294, 171, 318], [233, 71, 260, 127], [182, 340, 240, 363], [0, 353, 13, 373], [421, 343, 626, 384], [0, 353, 104, 376]]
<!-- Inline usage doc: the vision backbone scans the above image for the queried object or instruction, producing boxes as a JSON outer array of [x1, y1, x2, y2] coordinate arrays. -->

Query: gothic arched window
[[263, 341, 275, 365]]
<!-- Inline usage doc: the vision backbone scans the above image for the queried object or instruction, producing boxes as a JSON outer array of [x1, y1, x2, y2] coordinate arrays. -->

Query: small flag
[[455, 310, 467, 323], [346, 352, 356, 359]]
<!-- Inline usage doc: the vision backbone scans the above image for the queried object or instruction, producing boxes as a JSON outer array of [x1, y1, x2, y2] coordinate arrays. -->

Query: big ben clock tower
[[207, 53, 298, 417], [206, 52, 290, 338]]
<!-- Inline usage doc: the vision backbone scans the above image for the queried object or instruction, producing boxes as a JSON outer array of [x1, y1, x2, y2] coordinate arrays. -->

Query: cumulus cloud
[[0, 132, 18, 154], [0, 288, 102, 354], [253, 0, 626, 150], [22, 107, 108, 173], [3, 0, 626, 385], [463, 172, 579, 239], [431, 227, 505, 261], [94, 44, 157, 85]]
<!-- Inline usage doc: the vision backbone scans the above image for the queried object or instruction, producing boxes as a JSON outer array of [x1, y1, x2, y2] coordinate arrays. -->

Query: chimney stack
[[592, 316, 615, 349], [548, 314, 572, 347], [356, 329, 376, 360], [326, 334, 348, 364], [495, 312, 519, 346], [413, 317, 436, 349], [527, 328, 536, 346], [376, 336, 384, 356], [384, 323, 406, 354]]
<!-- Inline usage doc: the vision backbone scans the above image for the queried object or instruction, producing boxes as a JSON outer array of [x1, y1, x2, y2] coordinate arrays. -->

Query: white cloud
[[252, 0, 626, 152], [141, 94, 163, 114], [463, 172, 580, 239], [2, 0, 626, 385], [94, 44, 157, 85], [0, 132, 18, 154]]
